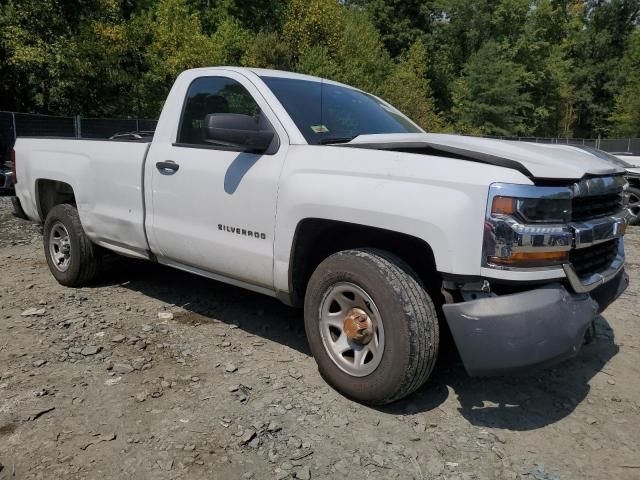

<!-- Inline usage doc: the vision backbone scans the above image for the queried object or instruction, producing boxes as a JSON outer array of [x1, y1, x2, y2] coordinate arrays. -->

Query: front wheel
[[43, 204, 102, 287], [304, 249, 439, 405]]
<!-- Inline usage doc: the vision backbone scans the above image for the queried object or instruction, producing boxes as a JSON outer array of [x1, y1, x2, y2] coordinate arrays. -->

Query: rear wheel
[[624, 186, 640, 225], [43, 204, 102, 286], [304, 249, 439, 405]]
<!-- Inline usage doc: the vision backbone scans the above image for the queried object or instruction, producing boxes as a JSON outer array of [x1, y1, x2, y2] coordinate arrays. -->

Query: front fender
[[272, 145, 531, 293]]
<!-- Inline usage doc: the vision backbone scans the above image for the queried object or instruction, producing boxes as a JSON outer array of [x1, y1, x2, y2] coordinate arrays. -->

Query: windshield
[[260, 76, 421, 145]]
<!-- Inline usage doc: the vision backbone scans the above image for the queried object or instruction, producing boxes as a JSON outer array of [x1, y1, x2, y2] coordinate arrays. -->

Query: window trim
[[175, 75, 280, 155]]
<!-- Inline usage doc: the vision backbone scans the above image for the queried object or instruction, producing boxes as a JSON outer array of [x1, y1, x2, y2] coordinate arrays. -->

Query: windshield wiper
[[318, 135, 358, 145]]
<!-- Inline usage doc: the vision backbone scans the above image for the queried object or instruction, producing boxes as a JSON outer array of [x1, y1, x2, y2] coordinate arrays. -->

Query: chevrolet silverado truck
[[12, 67, 631, 405]]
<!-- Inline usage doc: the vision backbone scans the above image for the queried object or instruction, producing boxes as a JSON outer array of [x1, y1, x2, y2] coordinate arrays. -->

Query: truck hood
[[342, 133, 624, 181]]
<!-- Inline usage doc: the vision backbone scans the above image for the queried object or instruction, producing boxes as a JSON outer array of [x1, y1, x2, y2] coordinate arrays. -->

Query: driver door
[[145, 72, 288, 290]]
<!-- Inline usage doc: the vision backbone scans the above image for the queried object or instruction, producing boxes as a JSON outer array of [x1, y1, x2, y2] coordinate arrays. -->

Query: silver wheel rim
[[48, 222, 71, 272], [318, 282, 385, 377], [625, 192, 640, 217]]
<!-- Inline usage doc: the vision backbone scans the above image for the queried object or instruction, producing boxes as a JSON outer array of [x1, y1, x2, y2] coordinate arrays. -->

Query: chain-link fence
[[487, 136, 640, 155], [2, 111, 639, 165], [0, 111, 158, 164]]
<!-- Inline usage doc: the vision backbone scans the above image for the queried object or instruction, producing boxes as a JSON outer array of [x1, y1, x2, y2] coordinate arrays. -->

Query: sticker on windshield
[[311, 125, 329, 133]]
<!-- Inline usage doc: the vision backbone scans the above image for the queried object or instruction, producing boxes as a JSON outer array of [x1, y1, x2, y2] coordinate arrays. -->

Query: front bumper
[[442, 270, 628, 376], [0, 169, 13, 190]]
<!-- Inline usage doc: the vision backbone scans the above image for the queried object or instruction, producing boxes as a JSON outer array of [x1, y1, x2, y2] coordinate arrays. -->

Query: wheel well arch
[[287, 218, 442, 307], [36, 179, 76, 220]]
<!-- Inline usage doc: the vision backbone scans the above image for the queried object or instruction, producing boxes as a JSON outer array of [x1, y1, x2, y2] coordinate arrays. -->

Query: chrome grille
[[567, 176, 626, 282], [571, 193, 623, 222], [569, 239, 619, 279]]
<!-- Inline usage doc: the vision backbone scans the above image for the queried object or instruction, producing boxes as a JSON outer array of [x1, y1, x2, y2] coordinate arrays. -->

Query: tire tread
[[43, 203, 101, 287], [305, 248, 439, 405]]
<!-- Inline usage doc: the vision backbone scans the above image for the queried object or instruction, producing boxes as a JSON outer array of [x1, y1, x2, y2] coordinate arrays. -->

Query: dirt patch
[[0, 422, 17, 436], [0, 194, 639, 479]]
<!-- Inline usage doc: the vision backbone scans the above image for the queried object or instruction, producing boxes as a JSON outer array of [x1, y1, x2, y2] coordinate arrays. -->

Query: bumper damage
[[442, 270, 629, 376]]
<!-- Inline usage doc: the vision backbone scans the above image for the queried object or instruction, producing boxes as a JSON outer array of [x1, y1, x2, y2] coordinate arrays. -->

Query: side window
[[177, 76, 262, 146]]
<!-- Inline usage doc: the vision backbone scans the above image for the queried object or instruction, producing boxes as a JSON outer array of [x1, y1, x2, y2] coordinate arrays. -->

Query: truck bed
[[14, 137, 151, 259]]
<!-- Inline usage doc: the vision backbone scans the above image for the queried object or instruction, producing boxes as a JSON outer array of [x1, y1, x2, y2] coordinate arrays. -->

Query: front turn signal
[[488, 251, 569, 267]]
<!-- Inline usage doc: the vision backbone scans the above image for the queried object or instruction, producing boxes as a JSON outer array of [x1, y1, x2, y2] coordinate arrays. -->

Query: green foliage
[[380, 42, 443, 132], [345, 0, 436, 57], [1, 0, 639, 138], [452, 41, 532, 136], [293, 8, 391, 93], [609, 29, 640, 136], [190, 0, 286, 34], [241, 31, 293, 70], [133, 0, 253, 116], [282, 0, 344, 61]]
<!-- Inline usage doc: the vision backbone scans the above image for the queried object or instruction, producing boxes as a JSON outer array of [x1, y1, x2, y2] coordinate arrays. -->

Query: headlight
[[483, 184, 573, 269], [491, 196, 571, 224]]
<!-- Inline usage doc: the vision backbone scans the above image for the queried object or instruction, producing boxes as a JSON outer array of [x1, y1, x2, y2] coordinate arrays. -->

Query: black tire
[[625, 186, 640, 226], [43, 203, 102, 287], [304, 248, 439, 405]]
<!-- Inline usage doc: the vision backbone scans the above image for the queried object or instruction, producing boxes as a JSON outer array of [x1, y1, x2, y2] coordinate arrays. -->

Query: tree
[[609, 28, 640, 136], [346, 0, 437, 57], [189, 0, 286, 34], [282, 0, 343, 62], [452, 40, 532, 136], [136, 0, 220, 116], [570, 0, 640, 136], [241, 31, 293, 70], [0, 0, 638, 140], [513, 0, 583, 136], [380, 42, 443, 131]]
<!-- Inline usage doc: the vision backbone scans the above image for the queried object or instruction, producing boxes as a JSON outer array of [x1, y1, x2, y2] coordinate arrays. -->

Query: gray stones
[[135, 392, 147, 402], [81, 345, 102, 356], [239, 429, 256, 445], [287, 437, 302, 450], [131, 357, 148, 370], [113, 363, 134, 374], [295, 465, 311, 480], [267, 421, 282, 433]]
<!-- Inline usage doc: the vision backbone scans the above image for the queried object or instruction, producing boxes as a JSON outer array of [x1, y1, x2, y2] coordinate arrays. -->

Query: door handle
[[156, 161, 179, 174]]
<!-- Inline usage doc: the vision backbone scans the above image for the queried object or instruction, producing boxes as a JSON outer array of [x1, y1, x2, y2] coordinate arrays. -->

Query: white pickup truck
[[12, 67, 631, 404]]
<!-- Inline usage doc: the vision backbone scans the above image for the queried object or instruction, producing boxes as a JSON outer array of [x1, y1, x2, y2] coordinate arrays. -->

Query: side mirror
[[203, 113, 274, 153]]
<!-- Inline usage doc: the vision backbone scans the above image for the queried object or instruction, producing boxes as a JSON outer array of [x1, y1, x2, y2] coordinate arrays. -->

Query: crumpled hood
[[344, 133, 625, 180]]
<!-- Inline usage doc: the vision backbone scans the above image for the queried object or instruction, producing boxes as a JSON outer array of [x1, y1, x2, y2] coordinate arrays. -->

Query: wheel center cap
[[343, 308, 373, 345]]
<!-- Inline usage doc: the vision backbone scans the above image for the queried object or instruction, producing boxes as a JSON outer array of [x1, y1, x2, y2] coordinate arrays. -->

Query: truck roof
[[183, 66, 356, 89]]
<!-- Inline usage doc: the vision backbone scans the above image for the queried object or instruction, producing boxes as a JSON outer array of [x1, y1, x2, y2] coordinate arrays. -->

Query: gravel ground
[[0, 194, 639, 480]]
